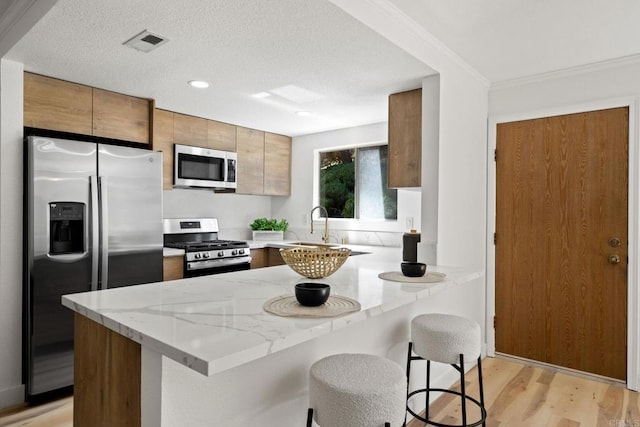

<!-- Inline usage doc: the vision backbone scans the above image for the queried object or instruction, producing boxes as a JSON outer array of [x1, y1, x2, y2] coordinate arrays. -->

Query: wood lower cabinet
[[388, 88, 421, 188], [250, 248, 285, 268], [267, 248, 285, 266], [264, 133, 291, 196], [24, 72, 93, 135], [163, 256, 184, 281], [250, 249, 268, 269], [236, 127, 265, 194]]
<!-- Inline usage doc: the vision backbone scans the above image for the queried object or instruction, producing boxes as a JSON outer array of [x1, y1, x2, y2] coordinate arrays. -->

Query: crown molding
[[329, 0, 490, 88], [0, 0, 56, 58], [490, 54, 640, 91]]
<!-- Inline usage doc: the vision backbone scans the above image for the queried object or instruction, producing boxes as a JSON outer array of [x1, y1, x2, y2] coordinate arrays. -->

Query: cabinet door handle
[[608, 254, 621, 264]]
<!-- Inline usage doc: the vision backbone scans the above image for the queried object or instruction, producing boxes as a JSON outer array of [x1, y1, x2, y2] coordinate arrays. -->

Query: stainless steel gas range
[[163, 218, 251, 277]]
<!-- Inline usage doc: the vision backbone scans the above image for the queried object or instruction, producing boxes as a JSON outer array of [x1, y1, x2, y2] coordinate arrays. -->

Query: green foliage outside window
[[318, 145, 397, 220]]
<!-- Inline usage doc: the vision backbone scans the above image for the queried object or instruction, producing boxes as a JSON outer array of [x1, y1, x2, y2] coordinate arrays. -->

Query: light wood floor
[[0, 356, 637, 426], [408, 356, 639, 427]]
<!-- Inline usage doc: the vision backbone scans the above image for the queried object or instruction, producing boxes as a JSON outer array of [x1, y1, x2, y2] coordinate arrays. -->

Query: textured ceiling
[[6, 0, 434, 137]]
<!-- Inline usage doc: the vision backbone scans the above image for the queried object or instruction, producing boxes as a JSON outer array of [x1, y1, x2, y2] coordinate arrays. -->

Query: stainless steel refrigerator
[[23, 135, 163, 399]]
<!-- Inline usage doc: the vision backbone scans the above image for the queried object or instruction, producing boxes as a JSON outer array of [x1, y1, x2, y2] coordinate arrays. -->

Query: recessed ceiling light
[[188, 80, 210, 89], [296, 111, 311, 117], [251, 92, 271, 99]]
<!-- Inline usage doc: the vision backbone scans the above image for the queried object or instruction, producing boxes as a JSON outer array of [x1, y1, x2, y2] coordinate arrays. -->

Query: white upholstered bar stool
[[307, 353, 407, 427], [405, 313, 486, 427]]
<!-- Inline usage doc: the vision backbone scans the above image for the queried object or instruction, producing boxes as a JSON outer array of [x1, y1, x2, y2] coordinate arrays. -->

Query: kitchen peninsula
[[62, 246, 484, 427]]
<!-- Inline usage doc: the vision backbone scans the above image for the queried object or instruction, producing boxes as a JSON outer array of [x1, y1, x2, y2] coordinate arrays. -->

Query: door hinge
[[493, 316, 496, 328], [494, 149, 497, 161], [493, 233, 497, 245]]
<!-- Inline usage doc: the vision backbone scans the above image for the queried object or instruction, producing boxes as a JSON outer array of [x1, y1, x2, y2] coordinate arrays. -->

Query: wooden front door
[[495, 107, 629, 380]]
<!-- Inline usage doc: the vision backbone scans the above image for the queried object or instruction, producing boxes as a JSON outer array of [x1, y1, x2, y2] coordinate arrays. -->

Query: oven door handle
[[187, 255, 252, 271]]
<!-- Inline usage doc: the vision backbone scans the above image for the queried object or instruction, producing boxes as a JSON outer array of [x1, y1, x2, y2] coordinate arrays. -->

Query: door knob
[[609, 237, 622, 248], [608, 254, 621, 264]]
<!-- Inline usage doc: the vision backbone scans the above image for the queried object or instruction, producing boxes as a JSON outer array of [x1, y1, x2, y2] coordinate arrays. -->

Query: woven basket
[[280, 247, 351, 278]]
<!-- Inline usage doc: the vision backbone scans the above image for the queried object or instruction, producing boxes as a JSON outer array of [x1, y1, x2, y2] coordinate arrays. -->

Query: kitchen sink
[[282, 242, 369, 256], [288, 241, 341, 248]]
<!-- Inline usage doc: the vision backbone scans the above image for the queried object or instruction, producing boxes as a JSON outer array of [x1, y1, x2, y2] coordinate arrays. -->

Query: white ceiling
[[4, 0, 640, 137], [391, 0, 640, 83]]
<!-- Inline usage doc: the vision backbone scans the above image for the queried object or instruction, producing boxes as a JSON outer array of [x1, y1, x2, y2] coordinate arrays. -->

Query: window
[[318, 145, 397, 220]]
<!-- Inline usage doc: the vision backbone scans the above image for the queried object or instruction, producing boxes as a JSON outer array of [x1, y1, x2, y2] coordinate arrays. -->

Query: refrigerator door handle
[[99, 176, 109, 290], [90, 176, 99, 291]]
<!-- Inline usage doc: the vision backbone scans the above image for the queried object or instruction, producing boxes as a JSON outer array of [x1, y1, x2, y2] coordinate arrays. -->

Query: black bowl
[[401, 262, 427, 277], [295, 283, 331, 306]]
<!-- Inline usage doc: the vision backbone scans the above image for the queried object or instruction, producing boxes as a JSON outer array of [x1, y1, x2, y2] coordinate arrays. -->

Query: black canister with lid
[[402, 230, 421, 262]]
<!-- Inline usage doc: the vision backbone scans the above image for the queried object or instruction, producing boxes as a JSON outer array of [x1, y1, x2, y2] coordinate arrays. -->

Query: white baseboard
[[0, 384, 25, 411]]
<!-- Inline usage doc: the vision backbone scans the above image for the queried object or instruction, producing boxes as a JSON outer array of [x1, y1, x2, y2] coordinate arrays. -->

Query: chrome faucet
[[310, 205, 329, 243]]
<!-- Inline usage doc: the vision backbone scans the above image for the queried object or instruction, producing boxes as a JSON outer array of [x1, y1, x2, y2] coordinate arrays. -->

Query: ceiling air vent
[[123, 30, 169, 53]]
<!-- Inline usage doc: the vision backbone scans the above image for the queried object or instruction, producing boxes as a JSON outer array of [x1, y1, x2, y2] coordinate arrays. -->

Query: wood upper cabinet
[[173, 113, 207, 147], [152, 109, 175, 190], [207, 120, 236, 151], [24, 72, 152, 144], [93, 88, 151, 144], [388, 88, 422, 188], [264, 132, 291, 196], [236, 126, 265, 194], [24, 72, 93, 135]]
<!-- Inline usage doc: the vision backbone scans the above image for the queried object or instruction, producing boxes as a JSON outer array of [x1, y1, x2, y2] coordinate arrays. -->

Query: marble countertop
[[62, 247, 481, 377]]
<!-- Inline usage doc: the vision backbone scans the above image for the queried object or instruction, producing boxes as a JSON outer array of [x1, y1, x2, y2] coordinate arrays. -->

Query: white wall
[[270, 121, 422, 247], [0, 59, 25, 408], [163, 190, 272, 241]]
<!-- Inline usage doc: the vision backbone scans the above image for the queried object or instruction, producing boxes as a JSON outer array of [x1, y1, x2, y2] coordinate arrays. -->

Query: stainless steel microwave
[[173, 144, 237, 189]]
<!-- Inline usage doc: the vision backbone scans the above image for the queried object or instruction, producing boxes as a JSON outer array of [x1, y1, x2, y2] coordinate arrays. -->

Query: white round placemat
[[378, 271, 446, 283], [263, 294, 361, 318]]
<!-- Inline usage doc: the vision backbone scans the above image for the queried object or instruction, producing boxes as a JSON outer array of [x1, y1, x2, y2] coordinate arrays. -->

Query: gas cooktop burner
[[165, 239, 248, 252]]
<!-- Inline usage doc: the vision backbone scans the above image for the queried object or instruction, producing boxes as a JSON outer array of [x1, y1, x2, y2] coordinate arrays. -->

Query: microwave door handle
[[90, 176, 99, 291]]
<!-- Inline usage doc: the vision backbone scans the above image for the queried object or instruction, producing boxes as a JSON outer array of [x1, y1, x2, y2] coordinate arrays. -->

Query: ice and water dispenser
[[49, 202, 85, 255]]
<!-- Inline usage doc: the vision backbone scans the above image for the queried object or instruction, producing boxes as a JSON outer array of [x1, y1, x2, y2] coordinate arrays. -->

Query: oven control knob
[[232, 250, 238, 256], [202, 252, 209, 259], [239, 249, 245, 255], [218, 251, 224, 257], [194, 253, 201, 259]]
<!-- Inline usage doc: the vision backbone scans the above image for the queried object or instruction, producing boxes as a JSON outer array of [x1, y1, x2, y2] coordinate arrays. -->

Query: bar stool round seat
[[411, 314, 481, 364], [406, 313, 486, 427], [308, 353, 406, 427]]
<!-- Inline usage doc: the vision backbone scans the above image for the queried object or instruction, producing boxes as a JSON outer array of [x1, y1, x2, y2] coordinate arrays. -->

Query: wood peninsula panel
[[152, 109, 175, 190], [24, 72, 93, 134], [173, 112, 207, 147], [236, 126, 265, 194], [74, 314, 141, 427], [250, 248, 267, 269], [388, 88, 422, 187], [207, 120, 237, 151], [92, 88, 151, 144], [163, 255, 184, 280], [264, 132, 291, 196]]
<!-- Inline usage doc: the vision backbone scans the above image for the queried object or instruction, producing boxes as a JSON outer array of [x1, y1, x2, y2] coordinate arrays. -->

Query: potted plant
[[250, 218, 288, 241]]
